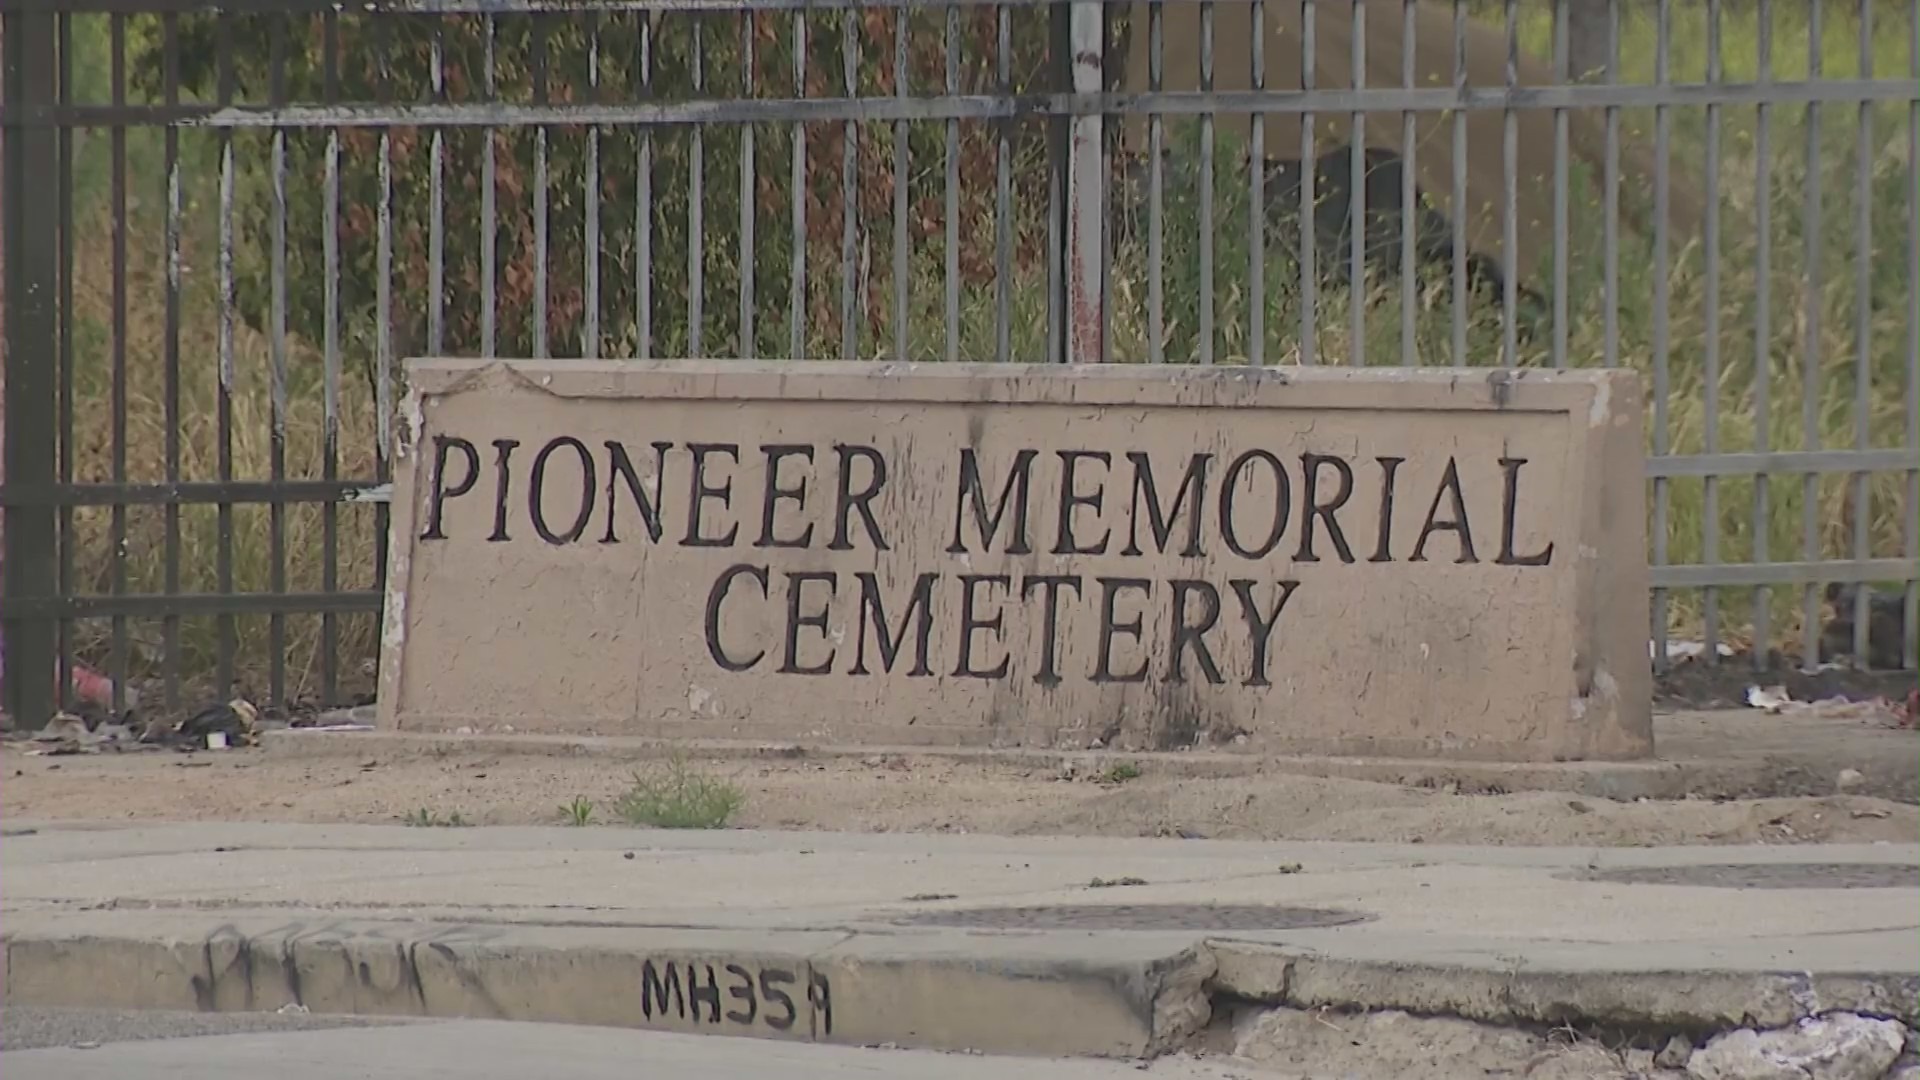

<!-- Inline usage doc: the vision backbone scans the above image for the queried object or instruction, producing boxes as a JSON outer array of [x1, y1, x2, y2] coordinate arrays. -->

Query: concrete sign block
[[379, 360, 1650, 762]]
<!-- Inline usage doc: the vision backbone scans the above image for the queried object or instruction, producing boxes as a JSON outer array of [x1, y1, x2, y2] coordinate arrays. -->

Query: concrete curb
[[265, 725, 1920, 804], [1206, 942, 1920, 1031], [8, 914, 1918, 1058], [0, 915, 1216, 1059]]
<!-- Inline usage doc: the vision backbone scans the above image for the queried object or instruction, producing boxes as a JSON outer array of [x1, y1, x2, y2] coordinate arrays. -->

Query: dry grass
[[62, 136, 386, 704], [49, 2, 1918, 705]]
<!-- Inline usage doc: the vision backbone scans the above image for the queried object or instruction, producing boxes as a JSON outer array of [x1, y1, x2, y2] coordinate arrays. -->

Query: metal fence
[[3, 0, 1917, 728]]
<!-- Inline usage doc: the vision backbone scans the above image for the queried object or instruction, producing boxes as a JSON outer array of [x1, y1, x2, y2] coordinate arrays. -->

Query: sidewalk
[[4, 821, 1916, 1059]]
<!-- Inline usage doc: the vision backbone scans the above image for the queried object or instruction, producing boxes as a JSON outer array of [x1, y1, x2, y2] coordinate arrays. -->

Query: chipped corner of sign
[[1587, 378, 1613, 428], [1571, 666, 1621, 724], [379, 563, 408, 656], [396, 383, 427, 462]]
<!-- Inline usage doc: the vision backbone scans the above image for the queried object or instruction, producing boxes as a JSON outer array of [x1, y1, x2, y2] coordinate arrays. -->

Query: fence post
[[1064, 0, 1105, 365], [2, 9, 60, 729]]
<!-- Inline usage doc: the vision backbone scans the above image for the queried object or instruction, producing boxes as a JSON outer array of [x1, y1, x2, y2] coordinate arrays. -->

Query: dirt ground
[[5, 735, 1915, 847], [1654, 659, 1917, 711]]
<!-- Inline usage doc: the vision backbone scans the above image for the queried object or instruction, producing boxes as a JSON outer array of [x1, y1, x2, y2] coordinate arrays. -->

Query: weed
[[559, 796, 596, 827], [1087, 875, 1150, 889], [1098, 761, 1144, 785], [613, 754, 745, 830], [402, 808, 470, 828]]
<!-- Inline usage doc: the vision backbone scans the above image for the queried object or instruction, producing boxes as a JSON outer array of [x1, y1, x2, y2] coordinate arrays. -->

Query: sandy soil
[[4, 740, 1915, 847]]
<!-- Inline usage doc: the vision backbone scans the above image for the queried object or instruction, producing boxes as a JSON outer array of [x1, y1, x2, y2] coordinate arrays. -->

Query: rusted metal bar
[[1198, 0, 1214, 365], [268, 16, 290, 704], [2, 7, 60, 726], [1801, 4, 1825, 668], [53, 11, 72, 711], [161, 12, 183, 708], [1751, 0, 1773, 669], [215, 16, 237, 695], [1649, 0, 1671, 672]]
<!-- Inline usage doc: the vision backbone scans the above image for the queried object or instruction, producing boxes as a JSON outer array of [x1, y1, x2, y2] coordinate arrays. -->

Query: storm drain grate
[[1581, 863, 1920, 890], [887, 903, 1372, 931]]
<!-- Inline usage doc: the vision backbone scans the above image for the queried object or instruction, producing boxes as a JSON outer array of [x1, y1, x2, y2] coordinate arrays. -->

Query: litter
[[177, 699, 261, 748], [1744, 685, 1911, 726], [1655, 639, 1739, 663]]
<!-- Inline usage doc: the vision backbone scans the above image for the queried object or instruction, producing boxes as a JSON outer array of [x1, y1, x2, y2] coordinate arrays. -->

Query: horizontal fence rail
[[2, 0, 1916, 729]]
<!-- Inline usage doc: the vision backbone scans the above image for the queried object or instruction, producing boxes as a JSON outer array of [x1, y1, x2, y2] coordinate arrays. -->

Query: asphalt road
[[0, 1010, 1259, 1080], [1, 1006, 407, 1051]]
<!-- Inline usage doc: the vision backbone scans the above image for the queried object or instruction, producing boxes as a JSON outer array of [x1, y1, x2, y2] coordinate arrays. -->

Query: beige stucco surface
[[379, 360, 1649, 762]]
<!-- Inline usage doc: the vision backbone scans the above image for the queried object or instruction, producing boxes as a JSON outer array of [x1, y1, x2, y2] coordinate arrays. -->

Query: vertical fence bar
[[1499, 0, 1517, 367], [320, 15, 341, 705], [1849, 0, 1873, 664], [839, 10, 858, 360], [1348, 0, 1365, 366], [1601, 0, 1618, 369], [1198, 0, 1214, 365], [53, 12, 72, 709], [1048, 0, 1068, 364], [1066, 0, 1104, 364], [0, 7, 58, 727], [1649, 0, 1671, 670], [1447, 0, 1465, 368], [1248, 0, 1264, 367], [1098, 2, 1115, 364], [690, 15, 706, 357], [533, 17, 551, 358], [1751, 0, 1773, 668], [428, 22, 445, 355], [941, 4, 957, 362], [995, 4, 1013, 365], [639, 12, 654, 359], [108, 13, 129, 709], [268, 20, 289, 705], [373, 19, 394, 600], [481, 18, 497, 357], [162, 13, 182, 709], [585, 12, 602, 359], [743, 11, 757, 359], [1549, 0, 1568, 370], [1147, 0, 1164, 365], [1702, 0, 1723, 661], [1300, 0, 1318, 366], [1800, 4, 1824, 667], [1047, 52, 1063, 364], [214, 21, 237, 697], [788, 9, 804, 360], [1907, 0, 1920, 669], [1398, 0, 1414, 366], [891, 8, 906, 362]]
